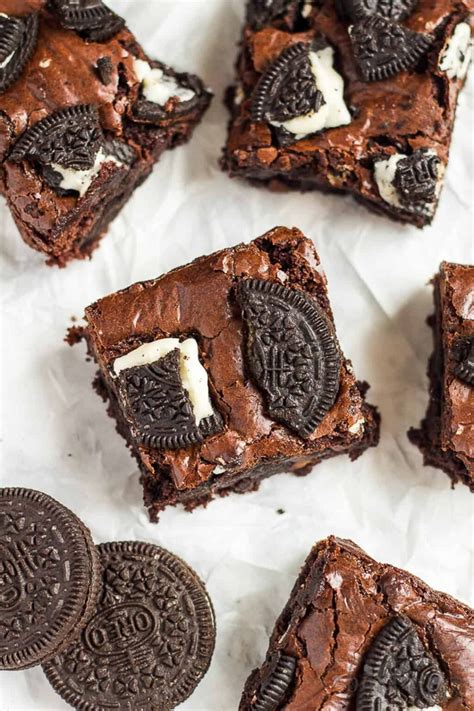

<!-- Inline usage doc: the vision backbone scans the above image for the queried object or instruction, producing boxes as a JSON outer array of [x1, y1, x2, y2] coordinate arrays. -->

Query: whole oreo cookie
[[43, 541, 216, 711], [0, 12, 39, 94], [236, 279, 341, 438], [253, 653, 297, 710], [393, 150, 441, 208], [0, 488, 100, 670], [349, 15, 432, 81], [356, 616, 449, 710], [336, 0, 418, 22], [50, 0, 125, 42]]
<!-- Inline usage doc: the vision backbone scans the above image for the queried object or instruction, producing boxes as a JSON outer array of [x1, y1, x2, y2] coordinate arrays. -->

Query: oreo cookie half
[[336, 0, 418, 22], [236, 279, 341, 438], [0, 13, 39, 94], [356, 616, 449, 711], [43, 541, 216, 711], [0, 488, 100, 670], [349, 15, 432, 81], [453, 337, 474, 387], [50, 0, 125, 42]]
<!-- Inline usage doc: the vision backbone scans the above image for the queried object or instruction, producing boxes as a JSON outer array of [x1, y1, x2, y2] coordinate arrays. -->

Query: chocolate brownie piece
[[76, 226, 380, 521], [409, 262, 473, 491], [221, 0, 471, 227], [239, 536, 474, 710], [0, 1, 211, 266]]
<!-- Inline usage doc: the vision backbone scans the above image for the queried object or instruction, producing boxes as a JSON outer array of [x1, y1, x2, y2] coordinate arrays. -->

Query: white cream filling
[[271, 46, 351, 138], [302, 2, 313, 18], [439, 23, 472, 80], [374, 150, 444, 214], [133, 58, 195, 106], [348, 417, 365, 435], [50, 148, 122, 198], [113, 337, 214, 425]]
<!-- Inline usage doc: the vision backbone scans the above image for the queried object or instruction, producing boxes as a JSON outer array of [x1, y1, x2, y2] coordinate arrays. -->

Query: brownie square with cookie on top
[[74, 226, 380, 520], [0, 0, 211, 265], [221, 0, 471, 227]]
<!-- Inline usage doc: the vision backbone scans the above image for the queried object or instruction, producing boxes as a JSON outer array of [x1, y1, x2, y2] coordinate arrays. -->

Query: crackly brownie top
[[244, 537, 474, 710], [438, 262, 474, 475], [85, 227, 369, 491]]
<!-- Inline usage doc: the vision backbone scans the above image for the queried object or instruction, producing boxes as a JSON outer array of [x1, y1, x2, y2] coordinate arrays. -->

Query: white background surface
[[0, 1, 473, 709]]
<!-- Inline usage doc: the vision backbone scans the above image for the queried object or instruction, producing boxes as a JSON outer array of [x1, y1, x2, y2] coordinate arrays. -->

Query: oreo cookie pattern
[[0, 488, 99, 670], [254, 654, 297, 710], [116, 348, 223, 450], [336, 0, 418, 22], [50, 0, 125, 42], [356, 616, 449, 710], [43, 541, 216, 711], [393, 150, 441, 208], [453, 337, 474, 387], [0, 12, 39, 94], [349, 15, 432, 81], [236, 279, 341, 438]]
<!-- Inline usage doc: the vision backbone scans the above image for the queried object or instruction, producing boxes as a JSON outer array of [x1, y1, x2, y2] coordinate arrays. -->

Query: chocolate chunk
[[9, 105, 104, 191], [254, 654, 297, 710], [50, 0, 125, 42], [117, 348, 222, 451], [252, 41, 325, 126], [356, 615, 449, 710], [349, 15, 432, 81], [96, 55, 113, 84], [236, 279, 341, 438], [0, 488, 100, 670], [0, 13, 39, 94], [246, 0, 305, 30], [336, 0, 418, 22], [453, 337, 474, 387], [43, 541, 216, 711], [393, 150, 440, 208]]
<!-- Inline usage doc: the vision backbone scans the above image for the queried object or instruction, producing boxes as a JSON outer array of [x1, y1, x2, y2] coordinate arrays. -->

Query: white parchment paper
[[0, 1, 473, 709]]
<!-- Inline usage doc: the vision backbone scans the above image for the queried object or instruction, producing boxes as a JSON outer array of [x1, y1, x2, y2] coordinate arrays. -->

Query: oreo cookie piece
[[336, 0, 418, 22], [356, 616, 449, 710], [246, 0, 307, 30], [453, 337, 474, 387], [95, 55, 113, 85], [116, 347, 223, 450], [236, 279, 341, 438], [50, 0, 125, 42], [393, 150, 441, 208], [43, 541, 216, 711], [0, 488, 100, 670], [349, 15, 432, 81], [0, 12, 39, 94], [253, 654, 297, 710]]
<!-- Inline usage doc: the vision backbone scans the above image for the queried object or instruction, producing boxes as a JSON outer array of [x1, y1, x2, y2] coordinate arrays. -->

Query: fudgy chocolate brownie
[[221, 0, 471, 227], [75, 226, 380, 521], [409, 262, 473, 491], [0, 1, 211, 266], [239, 536, 474, 710]]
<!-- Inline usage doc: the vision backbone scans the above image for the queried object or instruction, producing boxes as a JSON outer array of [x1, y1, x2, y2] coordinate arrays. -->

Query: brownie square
[[77, 226, 380, 520], [0, 1, 211, 265], [240, 536, 474, 710], [409, 262, 473, 491], [221, 0, 471, 227]]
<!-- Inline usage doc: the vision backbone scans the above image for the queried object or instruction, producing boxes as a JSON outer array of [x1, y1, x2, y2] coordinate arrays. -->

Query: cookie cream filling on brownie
[[51, 148, 122, 198], [133, 58, 196, 105], [374, 149, 444, 214], [113, 337, 214, 424], [439, 22, 472, 80]]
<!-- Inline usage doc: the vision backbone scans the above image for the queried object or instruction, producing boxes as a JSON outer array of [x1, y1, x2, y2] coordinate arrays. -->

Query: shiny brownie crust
[[0, 1, 211, 266], [240, 536, 474, 710], [221, 0, 471, 227], [78, 226, 380, 520], [409, 262, 474, 490]]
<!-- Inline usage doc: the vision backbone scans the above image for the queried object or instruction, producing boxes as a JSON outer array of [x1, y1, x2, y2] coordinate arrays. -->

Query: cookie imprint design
[[454, 337, 474, 387], [0, 13, 39, 94], [43, 541, 216, 711], [356, 616, 448, 711], [394, 150, 441, 208], [336, 0, 418, 22], [50, 0, 125, 42], [117, 347, 223, 450], [254, 654, 297, 710], [349, 15, 432, 81], [237, 279, 341, 437]]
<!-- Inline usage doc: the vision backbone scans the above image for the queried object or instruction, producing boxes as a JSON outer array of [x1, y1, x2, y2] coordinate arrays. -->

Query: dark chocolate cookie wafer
[[0, 488, 100, 670], [43, 541, 216, 711]]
